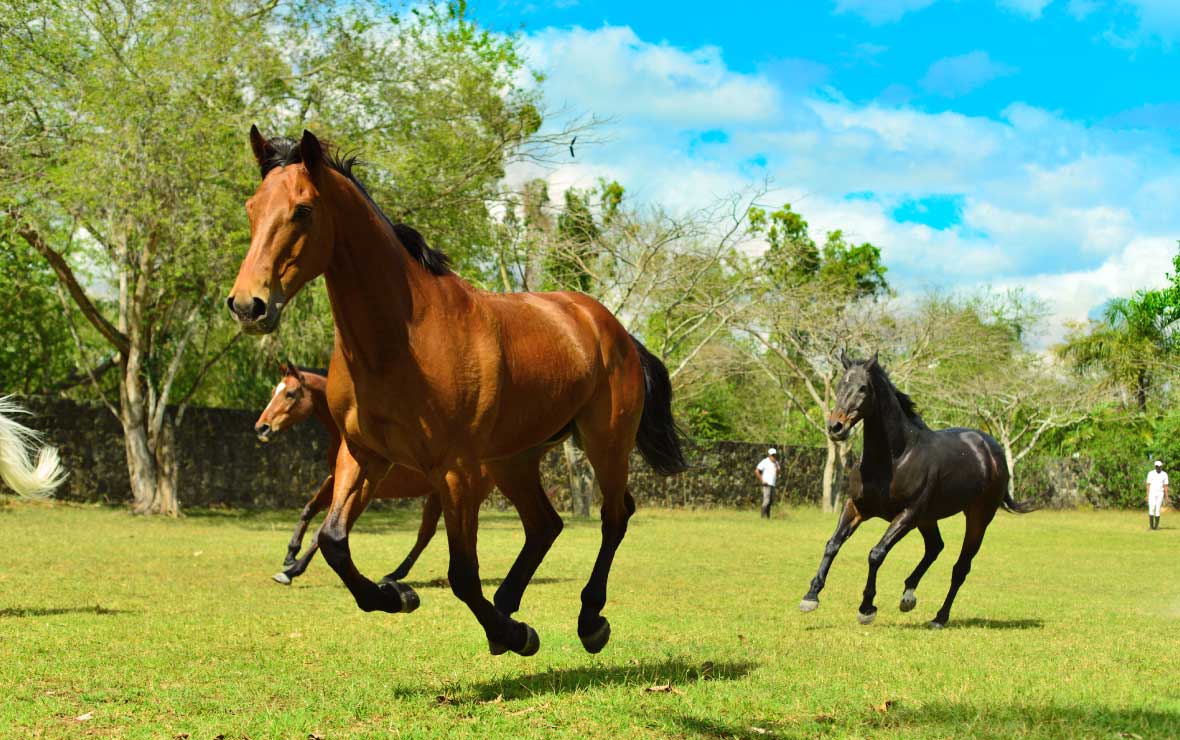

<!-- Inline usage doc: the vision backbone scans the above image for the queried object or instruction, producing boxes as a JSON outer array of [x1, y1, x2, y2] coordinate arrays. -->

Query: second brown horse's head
[[227, 127, 334, 334], [254, 362, 314, 443], [828, 349, 878, 442]]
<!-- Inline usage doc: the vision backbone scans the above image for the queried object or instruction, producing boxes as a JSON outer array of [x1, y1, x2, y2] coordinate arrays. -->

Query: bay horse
[[0, 396, 66, 498], [227, 128, 688, 656], [799, 353, 1034, 628], [255, 363, 489, 586]]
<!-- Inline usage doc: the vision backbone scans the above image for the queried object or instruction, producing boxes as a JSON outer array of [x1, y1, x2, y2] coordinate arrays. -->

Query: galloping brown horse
[[255, 363, 486, 586], [799, 353, 1034, 628], [227, 128, 687, 656]]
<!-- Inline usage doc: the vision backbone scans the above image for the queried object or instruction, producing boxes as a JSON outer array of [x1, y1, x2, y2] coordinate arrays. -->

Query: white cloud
[[920, 51, 1017, 97], [523, 26, 780, 127], [517, 24, 1180, 340], [833, 0, 940, 24], [998, 0, 1055, 18]]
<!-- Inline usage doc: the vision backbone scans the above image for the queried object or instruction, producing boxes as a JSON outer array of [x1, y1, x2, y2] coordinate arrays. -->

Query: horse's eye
[[286, 391, 297, 399], [293, 204, 312, 220]]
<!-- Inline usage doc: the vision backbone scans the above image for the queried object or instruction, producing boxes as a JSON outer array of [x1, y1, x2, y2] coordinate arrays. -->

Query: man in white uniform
[[755, 448, 780, 519], [1146, 460, 1169, 531]]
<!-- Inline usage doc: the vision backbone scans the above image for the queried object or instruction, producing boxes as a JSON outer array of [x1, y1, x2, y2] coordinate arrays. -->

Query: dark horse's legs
[[930, 507, 995, 628], [899, 523, 944, 612], [382, 494, 444, 583], [273, 475, 334, 584], [438, 466, 539, 657], [857, 509, 918, 624], [800, 499, 863, 611]]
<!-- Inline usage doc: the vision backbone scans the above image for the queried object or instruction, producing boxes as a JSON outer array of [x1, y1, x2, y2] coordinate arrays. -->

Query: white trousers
[[1149, 493, 1164, 517]]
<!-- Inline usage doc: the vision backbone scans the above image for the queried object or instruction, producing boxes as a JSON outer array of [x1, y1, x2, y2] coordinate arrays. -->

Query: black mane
[[258, 136, 451, 276], [863, 361, 929, 430]]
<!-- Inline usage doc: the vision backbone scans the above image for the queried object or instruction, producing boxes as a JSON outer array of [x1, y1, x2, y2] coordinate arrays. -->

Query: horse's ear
[[250, 125, 274, 172], [839, 348, 851, 369], [289, 360, 304, 382], [278, 359, 292, 376], [299, 129, 323, 176], [868, 350, 879, 368]]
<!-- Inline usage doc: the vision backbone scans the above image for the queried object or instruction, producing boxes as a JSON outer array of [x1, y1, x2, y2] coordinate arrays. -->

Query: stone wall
[[13, 396, 823, 510]]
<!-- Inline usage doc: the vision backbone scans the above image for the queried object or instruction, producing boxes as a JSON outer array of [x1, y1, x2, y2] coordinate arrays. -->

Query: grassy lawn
[[1, 500, 1177, 739]]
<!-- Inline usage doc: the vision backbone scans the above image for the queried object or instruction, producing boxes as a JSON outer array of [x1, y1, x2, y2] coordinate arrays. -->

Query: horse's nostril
[[249, 297, 267, 320], [256, 424, 270, 435], [830, 421, 844, 433], [226, 296, 236, 314]]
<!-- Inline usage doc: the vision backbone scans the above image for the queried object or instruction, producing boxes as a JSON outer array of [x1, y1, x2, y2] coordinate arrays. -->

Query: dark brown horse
[[799, 353, 1034, 628], [227, 128, 687, 656], [255, 363, 483, 586]]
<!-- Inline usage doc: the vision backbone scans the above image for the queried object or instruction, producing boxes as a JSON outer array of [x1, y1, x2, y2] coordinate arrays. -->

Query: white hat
[[1155, 460, 1163, 466], [768, 447, 777, 455]]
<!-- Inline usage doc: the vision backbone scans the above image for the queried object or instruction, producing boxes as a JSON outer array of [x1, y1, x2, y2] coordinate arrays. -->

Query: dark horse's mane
[[258, 137, 451, 276], [861, 360, 930, 430]]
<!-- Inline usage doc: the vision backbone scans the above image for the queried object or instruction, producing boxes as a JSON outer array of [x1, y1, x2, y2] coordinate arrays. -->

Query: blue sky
[[476, 0, 1180, 341]]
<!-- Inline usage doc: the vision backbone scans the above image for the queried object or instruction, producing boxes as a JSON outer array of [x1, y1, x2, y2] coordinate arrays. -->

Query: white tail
[[0, 396, 66, 498]]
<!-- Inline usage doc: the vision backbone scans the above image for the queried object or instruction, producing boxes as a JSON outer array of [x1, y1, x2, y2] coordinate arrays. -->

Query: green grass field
[[2, 501, 1178, 739]]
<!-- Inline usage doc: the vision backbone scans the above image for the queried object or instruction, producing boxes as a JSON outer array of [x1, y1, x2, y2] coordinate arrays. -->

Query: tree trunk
[[563, 438, 591, 518], [120, 360, 180, 517], [822, 437, 840, 512], [1136, 370, 1148, 411], [1003, 439, 1017, 501]]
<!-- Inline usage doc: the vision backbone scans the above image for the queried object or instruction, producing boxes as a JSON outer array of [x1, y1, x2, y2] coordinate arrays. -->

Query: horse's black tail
[[631, 336, 689, 476], [1001, 488, 1039, 514]]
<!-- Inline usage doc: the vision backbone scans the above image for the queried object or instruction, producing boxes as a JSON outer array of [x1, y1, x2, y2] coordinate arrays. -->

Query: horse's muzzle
[[255, 424, 273, 443], [226, 294, 284, 335], [827, 414, 855, 442]]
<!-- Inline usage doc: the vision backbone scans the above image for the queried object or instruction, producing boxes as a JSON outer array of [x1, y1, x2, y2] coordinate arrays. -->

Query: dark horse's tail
[[1001, 488, 1039, 514], [631, 337, 689, 476]]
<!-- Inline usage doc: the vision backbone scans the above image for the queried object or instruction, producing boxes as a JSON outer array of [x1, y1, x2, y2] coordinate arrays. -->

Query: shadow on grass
[[405, 576, 571, 589], [897, 617, 1045, 631], [465, 657, 757, 701], [182, 506, 606, 534], [0, 605, 128, 618], [669, 702, 1178, 738]]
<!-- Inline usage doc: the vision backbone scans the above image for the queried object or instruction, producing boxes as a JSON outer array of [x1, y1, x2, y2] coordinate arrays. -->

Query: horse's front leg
[[857, 508, 918, 624], [273, 475, 334, 584], [800, 499, 863, 612], [437, 466, 539, 657], [318, 446, 418, 614]]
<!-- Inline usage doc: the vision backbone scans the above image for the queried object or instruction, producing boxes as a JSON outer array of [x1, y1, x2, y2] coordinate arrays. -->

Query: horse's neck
[[860, 373, 917, 477], [303, 374, 336, 439], [321, 183, 438, 368]]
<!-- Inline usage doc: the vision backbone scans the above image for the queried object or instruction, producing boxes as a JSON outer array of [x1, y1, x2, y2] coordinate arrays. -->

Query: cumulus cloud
[[833, 0, 940, 24], [516, 24, 1180, 338], [920, 51, 1018, 97]]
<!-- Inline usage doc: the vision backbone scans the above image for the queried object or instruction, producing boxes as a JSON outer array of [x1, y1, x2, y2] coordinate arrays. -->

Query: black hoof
[[579, 619, 611, 654], [927, 620, 946, 630], [489, 625, 540, 657], [376, 580, 420, 613]]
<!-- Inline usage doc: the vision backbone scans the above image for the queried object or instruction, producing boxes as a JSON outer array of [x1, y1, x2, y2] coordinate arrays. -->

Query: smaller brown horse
[[799, 352, 1035, 628], [255, 363, 491, 586]]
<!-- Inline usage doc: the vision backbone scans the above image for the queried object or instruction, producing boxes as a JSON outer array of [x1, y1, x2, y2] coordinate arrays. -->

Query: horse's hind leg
[[900, 522, 944, 612], [437, 467, 539, 657], [383, 493, 443, 583], [801, 499, 863, 611], [488, 456, 564, 622], [930, 507, 995, 629], [857, 509, 918, 624]]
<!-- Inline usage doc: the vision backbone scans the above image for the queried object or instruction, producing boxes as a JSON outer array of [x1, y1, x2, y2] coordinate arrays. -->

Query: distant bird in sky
[[569, 136, 577, 158]]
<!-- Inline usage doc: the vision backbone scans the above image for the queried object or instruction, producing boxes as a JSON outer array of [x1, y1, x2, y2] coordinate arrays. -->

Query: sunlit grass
[[1, 501, 1177, 738]]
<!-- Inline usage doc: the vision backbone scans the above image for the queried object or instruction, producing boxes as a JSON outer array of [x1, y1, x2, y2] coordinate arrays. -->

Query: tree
[[741, 203, 891, 511], [0, 1, 561, 513]]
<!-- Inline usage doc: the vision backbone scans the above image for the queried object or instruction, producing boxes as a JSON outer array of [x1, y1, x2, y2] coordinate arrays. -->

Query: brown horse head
[[255, 362, 313, 442], [227, 127, 335, 334], [828, 350, 879, 441]]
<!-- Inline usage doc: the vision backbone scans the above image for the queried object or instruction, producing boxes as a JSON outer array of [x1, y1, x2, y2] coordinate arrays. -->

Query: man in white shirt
[[755, 448, 780, 519], [1146, 460, 1169, 531]]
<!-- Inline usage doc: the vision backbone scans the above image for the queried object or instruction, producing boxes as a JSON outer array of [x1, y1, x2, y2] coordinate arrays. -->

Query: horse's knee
[[447, 563, 480, 602], [318, 524, 348, 565], [931, 538, 945, 556], [868, 546, 888, 568]]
